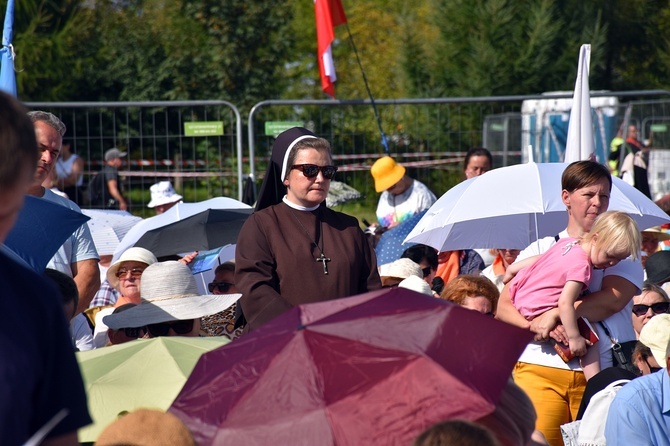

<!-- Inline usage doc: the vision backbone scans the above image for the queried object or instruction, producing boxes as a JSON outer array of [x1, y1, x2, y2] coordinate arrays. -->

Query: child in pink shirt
[[508, 211, 641, 379]]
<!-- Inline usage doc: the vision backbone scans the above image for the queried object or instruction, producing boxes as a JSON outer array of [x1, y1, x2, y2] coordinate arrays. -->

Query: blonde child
[[507, 211, 641, 379]]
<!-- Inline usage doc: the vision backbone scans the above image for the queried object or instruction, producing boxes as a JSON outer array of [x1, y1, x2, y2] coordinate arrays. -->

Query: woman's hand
[[548, 324, 569, 346], [529, 308, 561, 342]]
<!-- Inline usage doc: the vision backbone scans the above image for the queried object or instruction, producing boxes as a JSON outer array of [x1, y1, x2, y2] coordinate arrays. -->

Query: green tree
[[4, 0, 82, 100], [403, 0, 606, 97], [35, 0, 294, 110]]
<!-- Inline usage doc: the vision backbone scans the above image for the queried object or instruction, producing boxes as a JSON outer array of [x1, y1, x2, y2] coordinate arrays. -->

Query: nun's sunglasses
[[291, 164, 338, 180], [147, 319, 194, 337]]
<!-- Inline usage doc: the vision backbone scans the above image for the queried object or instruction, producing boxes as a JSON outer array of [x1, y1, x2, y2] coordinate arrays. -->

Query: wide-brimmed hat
[[107, 247, 158, 289], [147, 181, 183, 208], [384, 258, 422, 279], [103, 261, 240, 329], [645, 251, 670, 285], [639, 313, 670, 367], [380, 258, 423, 287], [371, 156, 406, 192], [642, 226, 670, 242]]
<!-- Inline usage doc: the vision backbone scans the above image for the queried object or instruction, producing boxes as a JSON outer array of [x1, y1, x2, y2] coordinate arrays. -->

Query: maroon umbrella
[[169, 288, 532, 445]]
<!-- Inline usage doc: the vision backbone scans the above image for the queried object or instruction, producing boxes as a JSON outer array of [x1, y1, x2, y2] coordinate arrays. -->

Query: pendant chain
[[291, 209, 331, 275]]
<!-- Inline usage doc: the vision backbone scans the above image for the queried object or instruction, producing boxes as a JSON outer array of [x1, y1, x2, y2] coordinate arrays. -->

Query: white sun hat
[[147, 181, 183, 208], [103, 261, 240, 329], [106, 247, 158, 289]]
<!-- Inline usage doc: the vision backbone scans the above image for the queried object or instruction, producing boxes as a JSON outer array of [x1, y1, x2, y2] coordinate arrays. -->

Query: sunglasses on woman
[[122, 326, 147, 338], [291, 164, 338, 180], [115, 267, 144, 279], [147, 319, 194, 337], [208, 281, 234, 293], [632, 302, 670, 317]]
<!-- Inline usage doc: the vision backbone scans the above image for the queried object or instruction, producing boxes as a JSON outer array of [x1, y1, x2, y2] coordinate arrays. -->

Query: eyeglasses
[[115, 267, 145, 279], [291, 164, 338, 180], [632, 302, 670, 316], [422, 267, 432, 278], [122, 326, 147, 338], [208, 281, 234, 293], [147, 319, 194, 337]]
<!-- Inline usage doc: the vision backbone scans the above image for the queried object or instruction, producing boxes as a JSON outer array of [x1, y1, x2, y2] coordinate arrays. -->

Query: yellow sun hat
[[371, 156, 406, 192]]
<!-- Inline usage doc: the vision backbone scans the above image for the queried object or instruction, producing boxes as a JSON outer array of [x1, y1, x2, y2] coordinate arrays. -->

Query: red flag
[[315, 0, 347, 98]]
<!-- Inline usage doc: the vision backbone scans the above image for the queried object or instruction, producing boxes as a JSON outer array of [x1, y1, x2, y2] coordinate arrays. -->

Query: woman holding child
[[496, 161, 644, 446]]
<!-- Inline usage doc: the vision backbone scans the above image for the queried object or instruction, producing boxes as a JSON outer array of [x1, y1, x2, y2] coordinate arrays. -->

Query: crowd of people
[[4, 88, 670, 446]]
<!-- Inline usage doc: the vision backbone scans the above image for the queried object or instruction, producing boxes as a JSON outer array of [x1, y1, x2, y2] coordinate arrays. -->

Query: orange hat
[[371, 156, 406, 192]]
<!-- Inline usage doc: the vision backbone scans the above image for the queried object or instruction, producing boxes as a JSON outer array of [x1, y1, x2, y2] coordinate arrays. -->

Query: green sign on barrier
[[651, 124, 668, 133], [184, 122, 224, 137], [265, 121, 303, 137]]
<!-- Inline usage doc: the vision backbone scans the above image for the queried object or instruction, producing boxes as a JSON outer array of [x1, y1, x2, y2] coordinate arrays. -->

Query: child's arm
[[495, 283, 532, 330], [558, 280, 588, 357], [503, 255, 541, 284]]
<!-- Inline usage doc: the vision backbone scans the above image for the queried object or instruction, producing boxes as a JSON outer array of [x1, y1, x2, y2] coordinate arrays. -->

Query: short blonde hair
[[582, 211, 641, 260]]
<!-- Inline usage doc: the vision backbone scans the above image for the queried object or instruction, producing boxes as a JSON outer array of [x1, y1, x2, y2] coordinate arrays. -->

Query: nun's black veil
[[254, 127, 317, 212]]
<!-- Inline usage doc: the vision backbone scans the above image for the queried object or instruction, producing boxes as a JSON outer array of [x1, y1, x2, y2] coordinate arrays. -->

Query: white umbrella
[[404, 162, 670, 251], [81, 209, 143, 256], [113, 197, 251, 261], [564, 44, 594, 163]]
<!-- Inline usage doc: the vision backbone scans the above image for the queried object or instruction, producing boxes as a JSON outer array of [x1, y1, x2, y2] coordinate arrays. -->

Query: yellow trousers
[[513, 362, 586, 446]]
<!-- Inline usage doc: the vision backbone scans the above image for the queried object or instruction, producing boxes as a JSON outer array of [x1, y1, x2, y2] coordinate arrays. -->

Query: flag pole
[[343, 23, 390, 154]]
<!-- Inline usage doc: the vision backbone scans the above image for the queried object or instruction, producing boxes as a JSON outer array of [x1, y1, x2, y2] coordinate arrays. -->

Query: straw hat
[[380, 258, 423, 287], [106, 247, 158, 289], [642, 226, 670, 242], [371, 156, 406, 192], [103, 261, 240, 329], [147, 181, 183, 208], [384, 258, 423, 279], [639, 313, 670, 367], [96, 409, 195, 446]]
